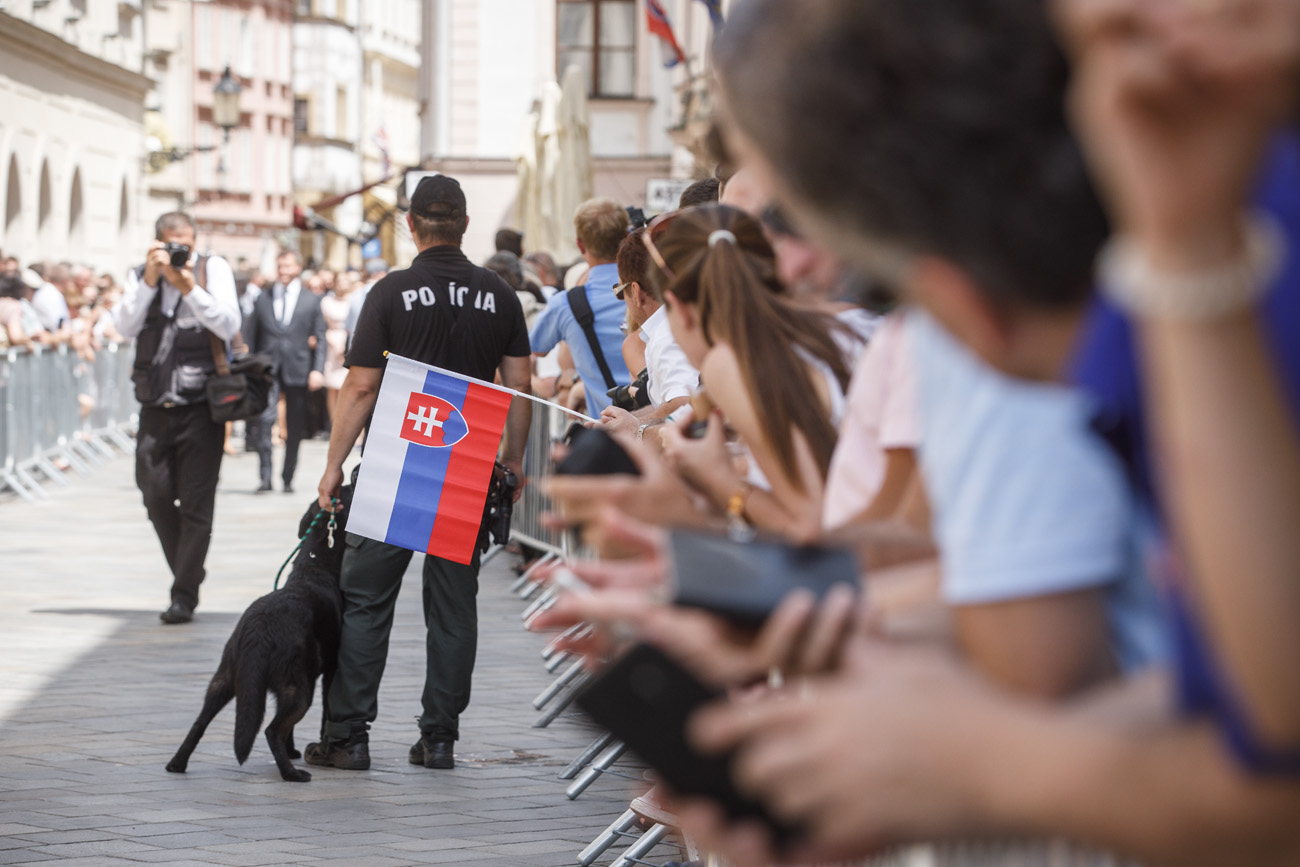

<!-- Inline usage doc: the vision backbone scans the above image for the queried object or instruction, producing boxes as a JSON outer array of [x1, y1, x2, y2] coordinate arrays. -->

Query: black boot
[[305, 729, 370, 770], [408, 735, 454, 769]]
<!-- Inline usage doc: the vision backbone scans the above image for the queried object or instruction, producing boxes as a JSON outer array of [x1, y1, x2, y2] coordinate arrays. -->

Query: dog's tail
[[233, 661, 269, 765]]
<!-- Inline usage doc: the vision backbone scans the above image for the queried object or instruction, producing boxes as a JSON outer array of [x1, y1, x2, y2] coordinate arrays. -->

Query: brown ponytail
[[651, 205, 852, 490]]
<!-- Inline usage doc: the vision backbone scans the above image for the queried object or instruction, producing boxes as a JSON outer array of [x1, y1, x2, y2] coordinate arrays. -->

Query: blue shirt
[[1072, 132, 1300, 774], [529, 262, 631, 414], [910, 313, 1169, 673]]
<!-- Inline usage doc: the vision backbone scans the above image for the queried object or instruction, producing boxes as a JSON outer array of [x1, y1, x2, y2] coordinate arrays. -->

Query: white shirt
[[639, 306, 698, 407], [272, 279, 302, 325], [241, 283, 262, 318], [31, 282, 70, 331], [115, 255, 241, 342]]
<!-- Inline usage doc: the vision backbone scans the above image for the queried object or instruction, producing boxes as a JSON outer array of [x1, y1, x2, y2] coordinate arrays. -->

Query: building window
[[557, 0, 636, 98], [296, 0, 313, 16], [335, 86, 348, 140], [294, 96, 312, 136]]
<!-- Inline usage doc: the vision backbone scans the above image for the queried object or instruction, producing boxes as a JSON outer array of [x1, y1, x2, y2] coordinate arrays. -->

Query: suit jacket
[[244, 281, 327, 387]]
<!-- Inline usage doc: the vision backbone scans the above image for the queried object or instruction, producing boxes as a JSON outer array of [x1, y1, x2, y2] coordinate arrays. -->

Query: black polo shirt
[[346, 245, 530, 382]]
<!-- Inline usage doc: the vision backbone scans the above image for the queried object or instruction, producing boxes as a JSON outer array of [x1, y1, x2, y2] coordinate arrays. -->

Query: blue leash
[[273, 498, 338, 590]]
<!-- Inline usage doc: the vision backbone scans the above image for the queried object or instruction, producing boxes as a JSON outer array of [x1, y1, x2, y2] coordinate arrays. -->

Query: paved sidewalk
[[0, 441, 648, 867]]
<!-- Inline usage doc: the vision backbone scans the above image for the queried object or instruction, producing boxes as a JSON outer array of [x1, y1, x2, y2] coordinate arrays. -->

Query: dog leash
[[273, 498, 339, 590]]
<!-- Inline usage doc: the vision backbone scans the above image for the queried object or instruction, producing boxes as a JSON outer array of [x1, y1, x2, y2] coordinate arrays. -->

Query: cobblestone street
[[0, 442, 636, 867]]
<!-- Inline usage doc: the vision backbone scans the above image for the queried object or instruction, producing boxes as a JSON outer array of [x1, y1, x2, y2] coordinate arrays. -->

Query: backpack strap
[[567, 284, 617, 390]]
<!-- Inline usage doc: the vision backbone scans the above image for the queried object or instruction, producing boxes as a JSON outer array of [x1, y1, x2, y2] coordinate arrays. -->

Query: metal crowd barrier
[[509, 400, 576, 558], [0, 341, 138, 503]]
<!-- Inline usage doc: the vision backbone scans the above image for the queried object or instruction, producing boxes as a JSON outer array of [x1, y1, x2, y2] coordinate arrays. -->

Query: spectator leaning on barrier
[[310, 174, 533, 773], [115, 211, 241, 625], [0, 274, 32, 350], [30, 263, 70, 333], [643, 2, 1300, 864], [652, 204, 859, 543], [598, 226, 698, 437], [530, 197, 632, 415]]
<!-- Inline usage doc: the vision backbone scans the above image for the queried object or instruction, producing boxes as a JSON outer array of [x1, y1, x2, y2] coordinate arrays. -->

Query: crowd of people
[[0, 255, 126, 355], [511, 0, 1300, 865], [13, 0, 1300, 861]]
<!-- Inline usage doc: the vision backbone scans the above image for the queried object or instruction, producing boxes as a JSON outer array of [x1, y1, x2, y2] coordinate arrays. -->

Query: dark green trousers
[[323, 532, 482, 743]]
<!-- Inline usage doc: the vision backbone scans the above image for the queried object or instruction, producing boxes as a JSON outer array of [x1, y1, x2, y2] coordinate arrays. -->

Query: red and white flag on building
[[645, 0, 687, 68]]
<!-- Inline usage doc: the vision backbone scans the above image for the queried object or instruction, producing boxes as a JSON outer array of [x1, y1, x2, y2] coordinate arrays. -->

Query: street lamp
[[212, 66, 242, 188], [212, 66, 242, 143]]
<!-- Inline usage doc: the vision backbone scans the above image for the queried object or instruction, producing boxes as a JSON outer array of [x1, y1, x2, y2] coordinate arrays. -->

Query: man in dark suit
[[244, 250, 326, 493]]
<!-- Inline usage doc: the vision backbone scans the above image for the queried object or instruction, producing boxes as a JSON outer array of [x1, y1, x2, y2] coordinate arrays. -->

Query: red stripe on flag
[[645, 0, 686, 65], [425, 383, 514, 564]]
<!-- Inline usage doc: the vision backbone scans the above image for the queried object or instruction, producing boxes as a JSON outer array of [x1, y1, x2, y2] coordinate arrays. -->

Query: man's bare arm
[[498, 355, 534, 497], [317, 365, 381, 509]]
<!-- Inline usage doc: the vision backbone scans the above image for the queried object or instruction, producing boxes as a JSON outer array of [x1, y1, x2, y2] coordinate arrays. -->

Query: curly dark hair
[[715, 0, 1109, 311]]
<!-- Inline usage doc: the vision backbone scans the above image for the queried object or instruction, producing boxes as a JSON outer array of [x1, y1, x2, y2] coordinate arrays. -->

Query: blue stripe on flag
[[384, 371, 470, 551]]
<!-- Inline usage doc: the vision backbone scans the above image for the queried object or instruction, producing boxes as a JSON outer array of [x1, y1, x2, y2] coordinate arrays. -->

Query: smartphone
[[668, 529, 860, 627], [575, 642, 799, 847], [556, 427, 640, 477]]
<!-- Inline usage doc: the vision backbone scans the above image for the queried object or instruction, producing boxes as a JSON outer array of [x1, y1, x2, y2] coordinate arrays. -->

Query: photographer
[[115, 212, 241, 625]]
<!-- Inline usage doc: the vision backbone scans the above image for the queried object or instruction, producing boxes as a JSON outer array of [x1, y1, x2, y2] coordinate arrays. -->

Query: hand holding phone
[[668, 529, 861, 627], [575, 642, 801, 848]]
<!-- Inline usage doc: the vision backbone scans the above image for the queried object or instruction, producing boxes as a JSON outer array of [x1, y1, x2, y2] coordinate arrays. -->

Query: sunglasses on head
[[642, 211, 683, 282]]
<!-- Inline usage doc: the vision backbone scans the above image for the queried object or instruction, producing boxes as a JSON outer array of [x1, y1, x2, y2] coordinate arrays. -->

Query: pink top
[[822, 314, 921, 531]]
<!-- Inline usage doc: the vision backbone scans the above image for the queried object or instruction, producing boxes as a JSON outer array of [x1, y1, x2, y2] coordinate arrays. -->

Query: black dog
[[166, 490, 351, 782]]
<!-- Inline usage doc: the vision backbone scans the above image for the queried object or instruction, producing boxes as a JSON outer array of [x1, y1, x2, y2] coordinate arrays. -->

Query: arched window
[[4, 156, 19, 245], [37, 160, 52, 252], [69, 169, 85, 253]]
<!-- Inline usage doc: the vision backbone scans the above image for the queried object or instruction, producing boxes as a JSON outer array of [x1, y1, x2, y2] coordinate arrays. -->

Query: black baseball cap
[[410, 174, 467, 219]]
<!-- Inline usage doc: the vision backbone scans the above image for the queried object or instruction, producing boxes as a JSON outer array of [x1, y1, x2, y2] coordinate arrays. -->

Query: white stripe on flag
[[344, 355, 428, 542]]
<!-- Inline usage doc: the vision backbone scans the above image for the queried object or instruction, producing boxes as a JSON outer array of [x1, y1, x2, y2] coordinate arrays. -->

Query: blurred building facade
[[415, 0, 731, 265], [0, 0, 151, 278], [292, 0, 364, 270], [142, 0, 295, 274]]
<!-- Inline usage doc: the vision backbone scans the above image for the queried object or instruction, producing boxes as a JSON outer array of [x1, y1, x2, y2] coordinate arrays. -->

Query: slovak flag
[[347, 353, 514, 565], [645, 0, 687, 68]]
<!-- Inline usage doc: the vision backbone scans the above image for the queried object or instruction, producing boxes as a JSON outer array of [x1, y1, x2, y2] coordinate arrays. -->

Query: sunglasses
[[641, 211, 683, 282], [612, 281, 634, 299]]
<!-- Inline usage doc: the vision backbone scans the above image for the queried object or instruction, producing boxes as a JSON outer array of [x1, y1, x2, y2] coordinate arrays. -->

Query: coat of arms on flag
[[347, 354, 514, 565]]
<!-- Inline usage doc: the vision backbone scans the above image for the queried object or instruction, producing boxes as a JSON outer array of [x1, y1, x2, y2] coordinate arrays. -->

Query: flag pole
[[383, 351, 599, 424]]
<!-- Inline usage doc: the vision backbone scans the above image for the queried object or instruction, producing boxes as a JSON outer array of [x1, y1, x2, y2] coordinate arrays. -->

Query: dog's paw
[[287, 748, 302, 759], [281, 767, 312, 783], [165, 760, 187, 774]]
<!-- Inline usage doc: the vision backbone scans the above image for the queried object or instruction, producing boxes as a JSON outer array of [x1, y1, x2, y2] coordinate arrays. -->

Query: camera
[[163, 242, 191, 269], [608, 369, 651, 412], [626, 206, 648, 231], [481, 463, 519, 551]]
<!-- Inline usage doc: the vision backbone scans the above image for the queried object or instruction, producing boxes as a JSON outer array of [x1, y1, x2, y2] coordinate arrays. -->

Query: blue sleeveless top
[[1071, 131, 1300, 775]]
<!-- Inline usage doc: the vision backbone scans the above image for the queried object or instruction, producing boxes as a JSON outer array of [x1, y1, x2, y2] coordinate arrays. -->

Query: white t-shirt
[[31, 282, 70, 330], [823, 314, 920, 530], [909, 312, 1167, 672], [639, 306, 699, 407]]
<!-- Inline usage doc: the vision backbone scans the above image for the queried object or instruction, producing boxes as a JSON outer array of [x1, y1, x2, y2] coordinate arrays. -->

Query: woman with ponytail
[[648, 204, 860, 541]]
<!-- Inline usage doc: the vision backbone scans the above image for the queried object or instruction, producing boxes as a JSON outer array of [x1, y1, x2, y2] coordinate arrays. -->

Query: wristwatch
[[636, 419, 664, 442]]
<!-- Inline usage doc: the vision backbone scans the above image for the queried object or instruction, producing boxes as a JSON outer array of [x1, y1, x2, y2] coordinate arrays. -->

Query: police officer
[[308, 175, 532, 771], [115, 212, 242, 624]]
